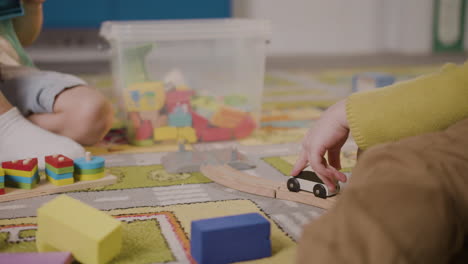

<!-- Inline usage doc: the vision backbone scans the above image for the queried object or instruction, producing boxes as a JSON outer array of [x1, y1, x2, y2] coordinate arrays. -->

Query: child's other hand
[[291, 99, 349, 191]]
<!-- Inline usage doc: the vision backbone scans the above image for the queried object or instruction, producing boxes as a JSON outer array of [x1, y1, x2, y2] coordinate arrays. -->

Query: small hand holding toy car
[[287, 170, 340, 199]]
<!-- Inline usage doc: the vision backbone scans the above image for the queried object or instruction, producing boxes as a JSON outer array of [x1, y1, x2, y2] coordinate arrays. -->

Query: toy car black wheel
[[287, 178, 300, 192], [313, 184, 327, 199]]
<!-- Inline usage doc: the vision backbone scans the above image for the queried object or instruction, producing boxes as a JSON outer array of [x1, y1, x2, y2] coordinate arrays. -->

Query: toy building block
[[351, 72, 395, 93], [135, 120, 153, 140], [0, 0, 24, 21], [45, 155, 75, 186], [36, 195, 122, 264], [233, 115, 256, 139], [0, 252, 73, 264], [168, 104, 192, 127], [177, 127, 197, 143], [153, 126, 178, 142], [211, 106, 247, 128], [0, 167, 4, 195], [73, 152, 105, 181], [191, 110, 209, 129], [199, 127, 232, 142], [191, 213, 271, 264], [165, 90, 194, 113], [140, 110, 165, 128], [128, 112, 142, 129], [125, 82, 165, 112], [2, 158, 39, 189]]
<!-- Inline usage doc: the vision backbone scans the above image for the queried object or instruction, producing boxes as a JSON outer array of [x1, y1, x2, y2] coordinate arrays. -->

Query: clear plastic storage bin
[[100, 19, 271, 146]]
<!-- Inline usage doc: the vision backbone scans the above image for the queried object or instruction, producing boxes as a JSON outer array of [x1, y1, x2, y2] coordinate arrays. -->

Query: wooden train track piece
[[200, 164, 337, 210], [0, 173, 117, 203], [200, 165, 277, 198], [219, 165, 282, 190]]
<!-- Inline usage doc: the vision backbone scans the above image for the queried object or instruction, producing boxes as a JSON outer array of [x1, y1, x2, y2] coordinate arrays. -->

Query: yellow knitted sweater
[[346, 61, 468, 150]]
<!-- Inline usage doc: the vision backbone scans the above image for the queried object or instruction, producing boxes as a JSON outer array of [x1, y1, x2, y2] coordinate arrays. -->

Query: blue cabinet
[[43, 0, 231, 28]]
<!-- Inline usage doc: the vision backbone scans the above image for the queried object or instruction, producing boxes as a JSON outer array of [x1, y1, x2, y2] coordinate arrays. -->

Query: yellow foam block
[[0, 167, 3, 176], [177, 127, 197, 143], [46, 175, 74, 186], [4, 166, 37, 177], [74, 171, 105, 181], [153, 126, 178, 141], [36, 195, 122, 264]]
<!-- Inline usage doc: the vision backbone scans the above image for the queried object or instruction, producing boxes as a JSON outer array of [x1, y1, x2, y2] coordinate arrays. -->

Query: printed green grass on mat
[[19, 229, 36, 239], [0, 231, 36, 253], [96, 165, 212, 191], [262, 157, 293, 176], [0, 220, 174, 263], [112, 219, 174, 264]]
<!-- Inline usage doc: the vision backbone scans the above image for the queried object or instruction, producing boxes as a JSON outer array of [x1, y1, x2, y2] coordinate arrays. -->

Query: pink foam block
[[136, 120, 153, 140], [199, 127, 232, 142], [0, 252, 73, 264], [233, 116, 256, 139]]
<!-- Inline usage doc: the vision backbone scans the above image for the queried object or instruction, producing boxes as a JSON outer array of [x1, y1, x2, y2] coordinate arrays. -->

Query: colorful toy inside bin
[[100, 19, 270, 146]]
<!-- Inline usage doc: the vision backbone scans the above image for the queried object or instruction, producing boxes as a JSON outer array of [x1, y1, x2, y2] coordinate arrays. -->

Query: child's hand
[[291, 99, 349, 191]]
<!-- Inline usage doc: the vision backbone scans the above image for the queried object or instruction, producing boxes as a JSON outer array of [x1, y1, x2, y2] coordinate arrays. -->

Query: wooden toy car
[[287, 171, 339, 198]]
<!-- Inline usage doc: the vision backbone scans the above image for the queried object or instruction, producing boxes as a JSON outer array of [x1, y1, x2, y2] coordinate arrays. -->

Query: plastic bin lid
[[99, 19, 271, 42]]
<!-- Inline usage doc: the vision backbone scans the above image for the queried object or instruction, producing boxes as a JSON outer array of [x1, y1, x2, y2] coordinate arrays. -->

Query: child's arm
[[12, 0, 45, 47], [292, 62, 468, 191]]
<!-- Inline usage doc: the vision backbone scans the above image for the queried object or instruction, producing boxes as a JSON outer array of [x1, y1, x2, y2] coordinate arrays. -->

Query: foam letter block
[[153, 126, 178, 141], [177, 127, 197, 143], [191, 213, 271, 264], [199, 127, 232, 142], [0, 252, 73, 264], [210, 106, 247, 128], [36, 195, 122, 264], [233, 115, 256, 139]]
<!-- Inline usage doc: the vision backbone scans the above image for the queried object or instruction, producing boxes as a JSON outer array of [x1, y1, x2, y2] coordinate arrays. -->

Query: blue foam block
[[74, 156, 105, 170], [191, 213, 271, 264], [0, 176, 4, 183], [45, 169, 73, 180]]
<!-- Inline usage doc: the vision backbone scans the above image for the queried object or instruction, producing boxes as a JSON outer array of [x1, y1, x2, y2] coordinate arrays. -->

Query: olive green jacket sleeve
[[346, 61, 468, 150]]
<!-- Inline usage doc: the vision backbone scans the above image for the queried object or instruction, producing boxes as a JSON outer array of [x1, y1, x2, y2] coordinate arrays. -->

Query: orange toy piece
[[211, 106, 247, 128]]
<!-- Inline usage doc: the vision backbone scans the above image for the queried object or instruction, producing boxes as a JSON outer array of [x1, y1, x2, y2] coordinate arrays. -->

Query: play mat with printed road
[[0, 65, 440, 263]]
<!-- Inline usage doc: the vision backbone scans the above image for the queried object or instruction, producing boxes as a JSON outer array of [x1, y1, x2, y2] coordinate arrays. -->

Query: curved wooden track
[[200, 164, 337, 210]]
